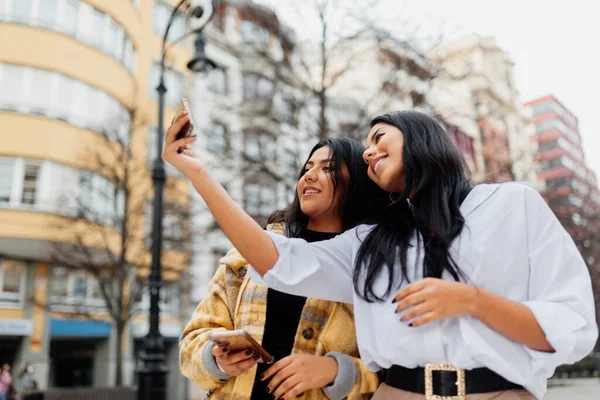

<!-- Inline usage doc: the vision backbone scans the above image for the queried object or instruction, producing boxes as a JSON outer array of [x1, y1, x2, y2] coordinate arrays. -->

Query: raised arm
[[163, 111, 357, 303], [163, 112, 278, 275]]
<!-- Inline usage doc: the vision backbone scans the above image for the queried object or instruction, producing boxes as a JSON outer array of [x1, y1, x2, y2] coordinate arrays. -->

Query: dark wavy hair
[[268, 138, 387, 238], [354, 111, 473, 302]]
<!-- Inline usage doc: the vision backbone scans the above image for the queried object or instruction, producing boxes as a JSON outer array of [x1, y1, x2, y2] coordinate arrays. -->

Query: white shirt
[[249, 183, 598, 400]]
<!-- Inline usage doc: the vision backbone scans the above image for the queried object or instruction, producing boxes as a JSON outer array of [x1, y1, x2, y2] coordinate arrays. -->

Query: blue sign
[[50, 318, 111, 338]]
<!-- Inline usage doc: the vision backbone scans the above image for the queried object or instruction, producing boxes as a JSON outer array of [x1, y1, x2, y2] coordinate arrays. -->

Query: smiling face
[[363, 123, 405, 193], [297, 146, 347, 228]]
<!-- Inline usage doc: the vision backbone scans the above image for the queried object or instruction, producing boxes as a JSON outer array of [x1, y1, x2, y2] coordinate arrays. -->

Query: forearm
[[188, 166, 278, 275], [470, 288, 555, 352]]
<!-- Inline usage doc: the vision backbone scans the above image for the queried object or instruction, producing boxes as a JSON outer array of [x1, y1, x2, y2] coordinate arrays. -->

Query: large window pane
[[105, 20, 119, 57], [76, 2, 93, 42], [0, 64, 24, 108], [50, 267, 68, 297], [21, 162, 40, 205], [91, 9, 105, 48], [39, 0, 57, 29], [1, 260, 23, 296], [30, 69, 53, 112], [12, 0, 32, 23], [64, 0, 78, 36], [0, 159, 14, 203]]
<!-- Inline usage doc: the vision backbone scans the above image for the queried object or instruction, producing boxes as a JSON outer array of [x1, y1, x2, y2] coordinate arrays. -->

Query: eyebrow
[[305, 158, 335, 166], [367, 127, 383, 145]]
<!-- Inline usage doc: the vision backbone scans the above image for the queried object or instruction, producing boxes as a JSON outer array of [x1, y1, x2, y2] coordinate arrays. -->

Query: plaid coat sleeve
[[348, 357, 380, 399], [179, 254, 244, 390]]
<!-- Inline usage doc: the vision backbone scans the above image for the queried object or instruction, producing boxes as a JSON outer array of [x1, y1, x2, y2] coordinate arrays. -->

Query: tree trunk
[[115, 320, 125, 386], [318, 89, 328, 140]]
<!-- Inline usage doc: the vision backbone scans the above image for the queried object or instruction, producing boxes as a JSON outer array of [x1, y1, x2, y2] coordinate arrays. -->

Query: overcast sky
[[257, 0, 600, 178]]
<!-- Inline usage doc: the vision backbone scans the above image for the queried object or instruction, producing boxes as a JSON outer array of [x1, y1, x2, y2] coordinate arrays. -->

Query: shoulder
[[470, 181, 542, 208]]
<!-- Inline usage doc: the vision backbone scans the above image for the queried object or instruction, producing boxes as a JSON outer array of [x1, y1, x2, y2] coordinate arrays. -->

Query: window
[[245, 131, 276, 163], [91, 9, 105, 48], [244, 182, 277, 217], [210, 122, 228, 153], [243, 74, 274, 101], [241, 20, 269, 45], [50, 266, 68, 297], [279, 98, 297, 123], [208, 68, 227, 94], [150, 62, 185, 107], [12, 0, 32, 23], [0, 64, 24, 108], [39, 0, 58, 28], [21, 162, 40, 205], [0, 260, 25, 307], [49, 267, 106, 311], [153, 2, 189, 41], [64, 0, 78, 35], [105, 20, 119, 57], [0, 159, 14, 203], [0, 63, 129, 138]]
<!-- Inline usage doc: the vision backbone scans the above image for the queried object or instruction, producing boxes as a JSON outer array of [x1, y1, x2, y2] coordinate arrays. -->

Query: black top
[[250, 229, 339, 400]]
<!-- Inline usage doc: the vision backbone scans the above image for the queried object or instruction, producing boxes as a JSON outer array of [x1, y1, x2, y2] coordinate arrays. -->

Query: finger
[[230, 355, 259, 375], [262, 356, 293, 381], [393, 279, 431, 303], [267, 365, 295, 394], [409, 311, 438, 327], [212, 345, 231, 357], [172, 109, 188, 125], [281, 382, 305, 400], [165, 136, 197, 155], [395, 291, 427, 313], [400, 300, 434, 322], [165, 114, 190, 142], [272, 375, 302, 400], [217, 348, 255, 365]]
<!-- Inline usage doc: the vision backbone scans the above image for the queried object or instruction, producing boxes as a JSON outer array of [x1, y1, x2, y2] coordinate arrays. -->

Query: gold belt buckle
[[424, 363, 466, 400]]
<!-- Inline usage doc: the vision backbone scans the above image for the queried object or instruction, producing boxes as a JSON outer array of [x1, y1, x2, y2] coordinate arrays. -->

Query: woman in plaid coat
[[180, 138, 387, 400]]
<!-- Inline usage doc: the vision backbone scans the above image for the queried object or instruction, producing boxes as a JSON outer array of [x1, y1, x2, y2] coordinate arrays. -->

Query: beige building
[[0, 0, 195, 396], [428, 34, 540, 186]]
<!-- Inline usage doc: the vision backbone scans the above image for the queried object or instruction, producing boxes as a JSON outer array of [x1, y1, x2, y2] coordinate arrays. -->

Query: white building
[[428, 34, 539, 186]]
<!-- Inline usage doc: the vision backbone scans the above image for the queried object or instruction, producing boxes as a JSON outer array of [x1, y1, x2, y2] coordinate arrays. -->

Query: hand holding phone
[[175, 98, 195, 153], [208, 329, 274, 364]]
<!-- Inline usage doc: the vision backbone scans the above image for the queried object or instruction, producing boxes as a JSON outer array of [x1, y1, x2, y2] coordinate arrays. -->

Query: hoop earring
[[389, 192, 400, 204]]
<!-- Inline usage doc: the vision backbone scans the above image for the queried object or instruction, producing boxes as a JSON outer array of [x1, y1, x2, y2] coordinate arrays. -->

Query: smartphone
[[175, 98, 195, 153], [208, 330, 274, 364]]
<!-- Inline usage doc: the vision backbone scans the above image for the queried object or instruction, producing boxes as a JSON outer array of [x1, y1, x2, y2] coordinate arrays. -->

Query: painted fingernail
[[245, 349, 252, 356], [253, 354, 260, 360], [409, 323, 413, 327], [222, 347, 229, 352], [259, 373, 264, 380], [266, 386, 271, 393]]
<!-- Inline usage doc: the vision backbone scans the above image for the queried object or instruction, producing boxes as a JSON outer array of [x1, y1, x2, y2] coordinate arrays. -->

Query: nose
[[363, 147, 375, 164], [303, 167, 317, 182]]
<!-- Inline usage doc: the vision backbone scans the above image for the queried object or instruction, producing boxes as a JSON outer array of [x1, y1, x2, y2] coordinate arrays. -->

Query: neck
[[306, 217, 343, 233]]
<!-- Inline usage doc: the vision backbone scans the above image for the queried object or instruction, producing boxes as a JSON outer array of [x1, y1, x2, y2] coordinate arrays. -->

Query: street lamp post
[[137, 1, 218, 399]]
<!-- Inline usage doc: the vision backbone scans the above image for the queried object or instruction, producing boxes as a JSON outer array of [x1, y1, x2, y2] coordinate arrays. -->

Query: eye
[[323, 165, 335, 172], [374, 132, 384, 143]]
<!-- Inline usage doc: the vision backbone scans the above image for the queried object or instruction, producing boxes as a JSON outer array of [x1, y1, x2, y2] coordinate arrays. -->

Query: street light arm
[[160, 0, 190, 69]]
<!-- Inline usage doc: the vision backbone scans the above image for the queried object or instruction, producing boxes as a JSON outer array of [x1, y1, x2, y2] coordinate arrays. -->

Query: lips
[[370, 155, 387, 176], [302, 186, 321, 195]]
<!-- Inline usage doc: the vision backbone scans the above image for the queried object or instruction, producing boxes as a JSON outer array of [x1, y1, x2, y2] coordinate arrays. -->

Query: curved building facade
[[0, 1, 192, 396]]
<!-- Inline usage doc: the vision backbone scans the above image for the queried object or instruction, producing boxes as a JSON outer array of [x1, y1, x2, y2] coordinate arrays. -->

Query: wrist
[[467, 285, 483, 318], [324, 356, 339, 385]]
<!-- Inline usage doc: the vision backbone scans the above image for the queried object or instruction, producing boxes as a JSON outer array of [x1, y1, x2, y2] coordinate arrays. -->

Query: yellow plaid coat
[[180, 224, 379, 399]]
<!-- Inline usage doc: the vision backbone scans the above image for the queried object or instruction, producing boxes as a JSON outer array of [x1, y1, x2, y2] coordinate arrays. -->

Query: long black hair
[[268, 138, 387, 237], [354, 111, 473, 302]]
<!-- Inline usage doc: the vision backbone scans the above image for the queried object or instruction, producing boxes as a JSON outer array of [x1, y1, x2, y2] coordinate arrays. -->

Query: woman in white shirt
[[164, 109, 597, 400]]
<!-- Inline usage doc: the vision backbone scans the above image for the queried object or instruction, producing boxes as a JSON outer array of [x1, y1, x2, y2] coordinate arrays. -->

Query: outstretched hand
[[162, 109, 205, 177]]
